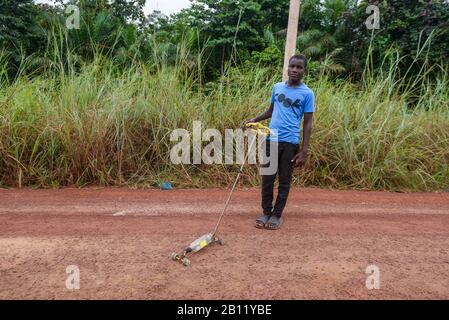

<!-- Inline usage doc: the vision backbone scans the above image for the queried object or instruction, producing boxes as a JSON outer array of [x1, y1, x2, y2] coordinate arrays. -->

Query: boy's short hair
[[289, 54, 307, 68]]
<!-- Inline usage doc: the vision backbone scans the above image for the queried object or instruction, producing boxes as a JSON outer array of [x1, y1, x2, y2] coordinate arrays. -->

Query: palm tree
[[296, 29, 345, 76]]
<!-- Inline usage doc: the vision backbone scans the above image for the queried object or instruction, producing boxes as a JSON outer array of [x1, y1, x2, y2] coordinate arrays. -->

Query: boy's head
[[288, 54, 307, 82]]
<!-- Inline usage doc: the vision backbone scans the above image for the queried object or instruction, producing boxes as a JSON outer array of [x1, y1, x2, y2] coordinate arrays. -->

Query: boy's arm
[[291, 112, 313, 167], [241, 103, 273, 129]]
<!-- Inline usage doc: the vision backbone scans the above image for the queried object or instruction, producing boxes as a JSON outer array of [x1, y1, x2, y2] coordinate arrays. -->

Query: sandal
[[265, 215, 283, 230], [255, 214, 271, 228]]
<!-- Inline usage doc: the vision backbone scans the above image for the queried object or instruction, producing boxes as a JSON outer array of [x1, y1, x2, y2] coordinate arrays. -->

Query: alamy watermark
[[65, 265, 80, 290], [365, 5, 380, 30], [365, 264, 380, 290], [170, 121, 279, 175], [65, 5, 80, 30]]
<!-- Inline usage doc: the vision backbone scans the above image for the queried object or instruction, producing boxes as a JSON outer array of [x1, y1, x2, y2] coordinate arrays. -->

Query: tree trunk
[[283, 0, 301, 81]]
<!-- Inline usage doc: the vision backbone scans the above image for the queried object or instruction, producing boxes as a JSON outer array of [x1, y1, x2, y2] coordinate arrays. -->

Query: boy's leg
[[260, 141, 280, 215], [271, 143, 299, 218], [261, 174, 275, 214]]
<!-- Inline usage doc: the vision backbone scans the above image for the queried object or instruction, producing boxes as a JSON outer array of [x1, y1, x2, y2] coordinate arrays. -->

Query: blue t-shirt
[[268, 81, 315, 144]]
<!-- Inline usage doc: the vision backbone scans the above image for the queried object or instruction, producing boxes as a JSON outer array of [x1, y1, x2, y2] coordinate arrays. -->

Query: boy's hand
[[241, 119, 256, 130], [291, 150, 308, 167]]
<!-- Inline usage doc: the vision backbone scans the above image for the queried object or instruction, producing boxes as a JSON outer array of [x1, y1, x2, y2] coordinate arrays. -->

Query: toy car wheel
[[171, 252, 178, 261], [218, 238, 225, 246], [182, 258, 191, 267]]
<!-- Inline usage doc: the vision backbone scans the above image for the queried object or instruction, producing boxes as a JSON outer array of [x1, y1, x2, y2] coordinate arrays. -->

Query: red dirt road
[[1, 187, 448, 299]]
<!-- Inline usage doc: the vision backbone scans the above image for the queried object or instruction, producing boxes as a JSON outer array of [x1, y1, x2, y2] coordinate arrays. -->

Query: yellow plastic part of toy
[[199, 239, 208, 248], [245, 122, 272, 136]]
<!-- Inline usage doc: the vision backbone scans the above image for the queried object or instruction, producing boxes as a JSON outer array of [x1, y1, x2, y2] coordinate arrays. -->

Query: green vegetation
[[0, 0, 448, 191]]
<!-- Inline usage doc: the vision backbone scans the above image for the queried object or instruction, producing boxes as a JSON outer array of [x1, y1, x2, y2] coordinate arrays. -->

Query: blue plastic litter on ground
[[160, 182, 173, 190]]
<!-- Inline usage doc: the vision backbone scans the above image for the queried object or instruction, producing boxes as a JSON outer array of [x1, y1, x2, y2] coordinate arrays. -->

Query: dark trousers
[[261, 141, 299, 217]]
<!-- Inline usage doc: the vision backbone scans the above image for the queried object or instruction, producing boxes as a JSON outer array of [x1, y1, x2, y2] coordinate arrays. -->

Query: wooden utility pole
[[282, 0, 301, 81]]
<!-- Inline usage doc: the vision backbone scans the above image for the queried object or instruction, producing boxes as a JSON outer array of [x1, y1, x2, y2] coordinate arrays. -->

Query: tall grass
[[0, 34, 448, 191]]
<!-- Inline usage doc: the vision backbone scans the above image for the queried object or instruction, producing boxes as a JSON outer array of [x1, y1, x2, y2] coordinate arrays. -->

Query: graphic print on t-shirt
[[275, 93, 302, 119]]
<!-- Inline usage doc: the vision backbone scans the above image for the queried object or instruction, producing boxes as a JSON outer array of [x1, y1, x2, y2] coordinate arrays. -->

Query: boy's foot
[[265, 215, 283, 230], [255, 214, 271, 228]]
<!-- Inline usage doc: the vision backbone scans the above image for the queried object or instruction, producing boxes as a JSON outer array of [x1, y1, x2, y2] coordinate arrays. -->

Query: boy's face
[[288, 58, 306, 82]]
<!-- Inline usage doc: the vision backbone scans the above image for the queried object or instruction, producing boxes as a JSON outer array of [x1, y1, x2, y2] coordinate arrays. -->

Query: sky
[[35, 0, 192, 16], [145, 0, 191, 16]]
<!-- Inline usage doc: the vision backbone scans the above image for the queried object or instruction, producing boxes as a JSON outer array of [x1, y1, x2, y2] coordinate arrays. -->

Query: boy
[[243, 54, 315, 230]]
